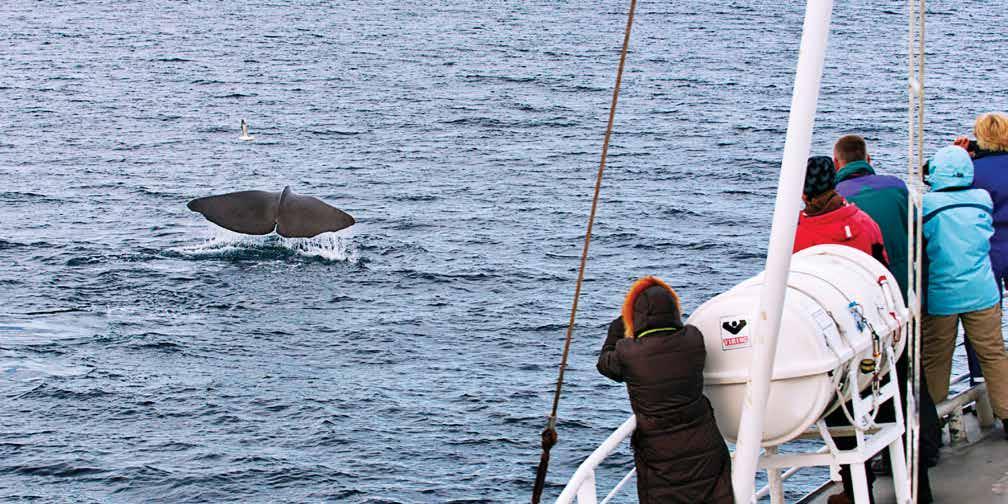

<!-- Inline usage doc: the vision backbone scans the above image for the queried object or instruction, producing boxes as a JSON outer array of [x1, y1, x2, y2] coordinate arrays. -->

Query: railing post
[[976, 384, 995, 427], [905, 0, 927, 499], [765, 446, 785, 504], [575, 471, 597, 504], [555, 415, 636, 504], [731, 2, 834, 502]]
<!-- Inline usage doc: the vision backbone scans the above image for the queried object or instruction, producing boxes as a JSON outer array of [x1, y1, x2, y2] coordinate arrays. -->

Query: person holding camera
[[949, 112, 1008, 388], [957, 112, 1008, 293], [597, 276, 732, 504]]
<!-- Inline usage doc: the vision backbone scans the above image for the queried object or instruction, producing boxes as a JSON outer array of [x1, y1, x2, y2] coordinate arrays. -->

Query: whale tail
[[187, 186, 354, 238], [276, 186, 356, 238]]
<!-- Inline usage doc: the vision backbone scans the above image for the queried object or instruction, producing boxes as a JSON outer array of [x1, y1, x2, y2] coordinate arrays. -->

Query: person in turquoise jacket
[[834, 135, 910, 299], [921, 145, 1008, 437]]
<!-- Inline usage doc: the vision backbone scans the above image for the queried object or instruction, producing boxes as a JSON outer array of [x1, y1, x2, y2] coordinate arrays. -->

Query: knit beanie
[[804, 156, 836, 197]]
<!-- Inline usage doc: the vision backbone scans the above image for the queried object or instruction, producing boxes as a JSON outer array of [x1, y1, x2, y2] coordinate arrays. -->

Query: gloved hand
[[602, 316, 625, 351]]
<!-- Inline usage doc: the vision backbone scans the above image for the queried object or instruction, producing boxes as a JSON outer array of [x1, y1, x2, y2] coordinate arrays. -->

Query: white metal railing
[[905, 0, 926, 499], [554, 415, 635, 504], [939, 374, 996, 444], [555, 373, 989, 504]]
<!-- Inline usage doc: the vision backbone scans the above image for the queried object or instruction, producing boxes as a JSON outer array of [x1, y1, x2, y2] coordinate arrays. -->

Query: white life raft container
[[686, 244, 908, 446]]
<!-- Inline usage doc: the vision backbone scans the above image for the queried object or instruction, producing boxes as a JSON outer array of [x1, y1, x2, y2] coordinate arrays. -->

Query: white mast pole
[[731, 2, 834, 502]]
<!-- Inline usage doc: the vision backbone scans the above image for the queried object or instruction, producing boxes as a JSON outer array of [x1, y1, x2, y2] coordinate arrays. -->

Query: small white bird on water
[[239, 118, 255, 141]]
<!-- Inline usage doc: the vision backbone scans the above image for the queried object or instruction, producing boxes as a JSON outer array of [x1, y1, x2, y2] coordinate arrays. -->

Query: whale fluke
[[187, 190, 280, 235], [187, 186, 354, 238], [276, 186, 357, 238]]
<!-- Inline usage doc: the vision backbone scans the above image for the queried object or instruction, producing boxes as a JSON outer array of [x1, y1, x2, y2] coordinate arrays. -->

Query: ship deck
[[799, 417, 1007, 504]]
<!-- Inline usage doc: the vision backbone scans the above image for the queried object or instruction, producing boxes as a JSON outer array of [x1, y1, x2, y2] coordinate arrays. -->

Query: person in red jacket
[[797, 156, 890, 504], [794, 156, 888, 266]]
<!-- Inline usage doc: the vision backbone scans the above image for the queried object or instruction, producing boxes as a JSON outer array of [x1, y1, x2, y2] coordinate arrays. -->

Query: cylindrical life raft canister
[[686, 244, 908, 446]]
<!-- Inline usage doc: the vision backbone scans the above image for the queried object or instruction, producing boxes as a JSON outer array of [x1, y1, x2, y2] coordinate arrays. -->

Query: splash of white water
[[175, 226, 359, 263], [276, 232, 359, 262]]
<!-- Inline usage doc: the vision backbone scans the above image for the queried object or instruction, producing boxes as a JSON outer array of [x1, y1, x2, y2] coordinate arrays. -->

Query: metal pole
[[765, 446, 785, 504], [731, 2, 834, 502], [905, 1, 926, 501]]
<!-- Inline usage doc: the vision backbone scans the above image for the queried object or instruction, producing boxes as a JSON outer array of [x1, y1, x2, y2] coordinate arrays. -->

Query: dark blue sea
[[1, 1, 1003, 502]]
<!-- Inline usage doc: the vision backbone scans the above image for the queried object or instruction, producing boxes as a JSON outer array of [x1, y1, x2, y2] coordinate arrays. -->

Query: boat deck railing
[[554, 373, 990, 504], [939, 374, 996, 443]]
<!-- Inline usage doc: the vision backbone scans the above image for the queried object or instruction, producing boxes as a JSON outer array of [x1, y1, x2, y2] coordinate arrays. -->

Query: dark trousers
[[916, 370, 939, 504], [965, 336, 985, 385], [894, 354, 938, 504]]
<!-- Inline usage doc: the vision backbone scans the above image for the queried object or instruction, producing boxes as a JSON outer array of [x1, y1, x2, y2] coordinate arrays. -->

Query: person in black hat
[[795, 157, 891, 503], [793, 156, 888, 266]]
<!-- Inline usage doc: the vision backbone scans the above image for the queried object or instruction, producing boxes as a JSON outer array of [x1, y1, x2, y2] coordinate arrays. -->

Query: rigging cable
[[530, 1, 638, 503]]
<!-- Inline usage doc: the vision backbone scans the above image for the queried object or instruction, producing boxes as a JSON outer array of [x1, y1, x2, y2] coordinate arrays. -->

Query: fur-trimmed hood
[[621, 276, 683, 338]]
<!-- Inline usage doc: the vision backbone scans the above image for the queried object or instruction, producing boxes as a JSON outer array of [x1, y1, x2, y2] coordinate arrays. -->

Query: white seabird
[[239, 119, 255, 141]]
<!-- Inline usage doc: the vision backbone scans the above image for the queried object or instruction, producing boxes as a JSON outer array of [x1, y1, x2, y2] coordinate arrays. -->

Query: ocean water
[[1, 1, 1004, 502]]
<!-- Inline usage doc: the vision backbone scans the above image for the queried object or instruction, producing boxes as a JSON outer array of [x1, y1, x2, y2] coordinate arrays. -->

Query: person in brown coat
[[597, 276, 733, 504]]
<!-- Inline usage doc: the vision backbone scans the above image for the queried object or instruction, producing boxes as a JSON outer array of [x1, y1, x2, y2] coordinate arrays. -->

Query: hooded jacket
[[793, 194, 889, 265], [597, 277, 732, 504], [836, 160, 911, 297], [969, 151, 1008, 280], [923, 146, 999, 315]]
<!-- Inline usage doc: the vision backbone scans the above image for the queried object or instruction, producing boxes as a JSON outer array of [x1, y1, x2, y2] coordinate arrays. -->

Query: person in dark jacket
[[952, 114, 1008, 386], [957, 112, 1008, 291], [597, 276, 732, 504]]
